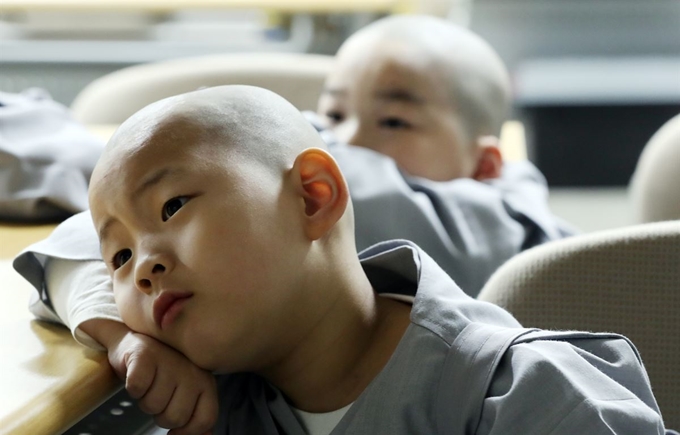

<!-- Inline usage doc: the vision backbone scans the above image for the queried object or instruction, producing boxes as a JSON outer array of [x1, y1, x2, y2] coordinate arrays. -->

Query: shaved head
[[95, 85, 328, 184], [339, 15, 510, 138]]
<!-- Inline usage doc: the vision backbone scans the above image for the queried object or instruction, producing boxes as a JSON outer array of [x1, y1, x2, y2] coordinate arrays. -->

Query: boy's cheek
[[114, 288, 153, 336]]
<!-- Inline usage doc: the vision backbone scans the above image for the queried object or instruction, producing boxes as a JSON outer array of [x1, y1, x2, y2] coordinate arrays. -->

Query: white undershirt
[[290, 402, 354, 435]]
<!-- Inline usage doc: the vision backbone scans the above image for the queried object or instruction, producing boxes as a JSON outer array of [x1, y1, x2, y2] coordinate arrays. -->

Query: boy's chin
[[178, 343, 231, 373]]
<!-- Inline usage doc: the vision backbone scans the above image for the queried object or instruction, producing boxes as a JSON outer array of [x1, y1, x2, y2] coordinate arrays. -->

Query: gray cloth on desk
[[213, 241, 664, 434], [0, 89, 104, 222]]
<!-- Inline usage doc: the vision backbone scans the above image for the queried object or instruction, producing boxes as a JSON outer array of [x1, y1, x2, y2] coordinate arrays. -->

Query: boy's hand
[[81, 320, 218, 435]]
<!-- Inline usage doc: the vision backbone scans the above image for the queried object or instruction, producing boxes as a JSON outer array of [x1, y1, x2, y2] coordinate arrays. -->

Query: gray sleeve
[[330, 142, 572, 295], [477, 339, 665, 435]]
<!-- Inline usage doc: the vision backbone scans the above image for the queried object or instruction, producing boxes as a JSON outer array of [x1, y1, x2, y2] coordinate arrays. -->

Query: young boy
[[313, 14, 574, 292], [56, 85, 666, 434]]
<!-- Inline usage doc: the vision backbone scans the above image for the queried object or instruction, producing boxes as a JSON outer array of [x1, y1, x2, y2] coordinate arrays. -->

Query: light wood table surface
[[0, 224, 120, 435], [0, 224, 56, 259], [0, 0, 403, 14]]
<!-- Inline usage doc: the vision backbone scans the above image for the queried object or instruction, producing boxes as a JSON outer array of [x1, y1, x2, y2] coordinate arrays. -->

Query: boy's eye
[[112, 249, 132, 270], [379, 117, 411, 130], [325, 111, 345, 124], [162, 196, 189, 221]]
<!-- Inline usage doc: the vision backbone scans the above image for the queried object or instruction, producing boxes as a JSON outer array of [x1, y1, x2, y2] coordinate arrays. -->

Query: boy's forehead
[[91, 118, 216, 199], [339, 36, 427, 69], [329, 41, 449, 105], [109, 112, 233, 174], [110, 111, 213, 155]]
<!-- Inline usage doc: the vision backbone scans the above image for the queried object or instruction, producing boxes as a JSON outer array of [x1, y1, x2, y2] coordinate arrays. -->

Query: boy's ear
[[472, 135, 503, 181], [291, 148, 349, 241]]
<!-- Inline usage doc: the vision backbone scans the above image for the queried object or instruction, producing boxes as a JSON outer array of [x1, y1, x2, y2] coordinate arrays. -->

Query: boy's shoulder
[[359, 239, 521, 342], [358, 241, 663, 434]]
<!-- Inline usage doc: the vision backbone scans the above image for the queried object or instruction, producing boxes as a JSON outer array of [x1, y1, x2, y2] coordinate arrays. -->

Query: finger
[[137, 366, 177, 415], [124, 355, 156, 399], [153, 383, 195, 429], [107, 352, 128, 380], [166, 389, 219, 435]]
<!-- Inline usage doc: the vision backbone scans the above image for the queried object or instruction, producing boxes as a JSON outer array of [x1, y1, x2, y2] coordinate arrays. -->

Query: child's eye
[[112, 249, 132, 270], [162, 196, 190, 222], [379, 117, 411, 130], [325, 111, 345, 124]]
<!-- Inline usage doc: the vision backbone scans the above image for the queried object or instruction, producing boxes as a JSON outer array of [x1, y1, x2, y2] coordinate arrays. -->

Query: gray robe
[[212, 241, 664, 434]]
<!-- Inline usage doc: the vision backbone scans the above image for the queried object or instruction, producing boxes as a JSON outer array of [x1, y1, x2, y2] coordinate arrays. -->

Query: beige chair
[[70, 52, 335, 124], [478, 221, 680, 429], [630, 113, 680, 223]]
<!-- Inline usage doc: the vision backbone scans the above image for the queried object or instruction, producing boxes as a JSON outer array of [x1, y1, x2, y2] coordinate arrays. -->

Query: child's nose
[[134, 254, 170, 294]]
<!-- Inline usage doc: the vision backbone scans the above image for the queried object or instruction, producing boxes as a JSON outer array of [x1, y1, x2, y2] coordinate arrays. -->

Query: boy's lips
[[153, 291, 193, 330]]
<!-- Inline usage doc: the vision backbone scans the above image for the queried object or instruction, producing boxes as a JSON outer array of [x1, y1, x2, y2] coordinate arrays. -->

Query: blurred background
[[1, 0, 679, 233]]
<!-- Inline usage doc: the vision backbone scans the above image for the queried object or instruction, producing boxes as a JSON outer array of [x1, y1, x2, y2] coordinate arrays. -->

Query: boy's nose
[[134, 253, 172, 294]]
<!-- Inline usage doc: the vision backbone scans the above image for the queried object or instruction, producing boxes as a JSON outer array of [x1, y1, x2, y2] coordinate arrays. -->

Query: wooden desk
[[0, 224, 57, 259], [0, 0, 403, 14], [0, 224, 120, 435]]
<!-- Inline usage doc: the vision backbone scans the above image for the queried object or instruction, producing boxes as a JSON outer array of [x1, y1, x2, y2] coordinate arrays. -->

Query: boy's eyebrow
[[321, 87, 425, 105], [375, 89, 425, 104], [98, 217, 117, 245], [98, 167, 183, 244], [133, 167, 181, 198]]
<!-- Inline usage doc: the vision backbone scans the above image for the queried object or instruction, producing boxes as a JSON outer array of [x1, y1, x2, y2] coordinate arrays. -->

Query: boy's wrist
[[79, 319, 131, 350]]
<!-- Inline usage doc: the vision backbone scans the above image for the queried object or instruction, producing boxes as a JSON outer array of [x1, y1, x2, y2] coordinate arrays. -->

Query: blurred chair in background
[[630, 113, 680, 223], [70, 52, 335, 124], [477, 221, 680, 430]]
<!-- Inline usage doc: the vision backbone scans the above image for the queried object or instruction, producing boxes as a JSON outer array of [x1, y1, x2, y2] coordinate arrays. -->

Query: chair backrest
[[630, 113, 680, 223], [477, 221, 680, 430], [70, 52, 335, 124]]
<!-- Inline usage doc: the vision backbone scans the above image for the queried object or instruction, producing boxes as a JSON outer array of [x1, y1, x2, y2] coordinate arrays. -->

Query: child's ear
[[291, 148, 349, 241], [472, 136, 503, 181]]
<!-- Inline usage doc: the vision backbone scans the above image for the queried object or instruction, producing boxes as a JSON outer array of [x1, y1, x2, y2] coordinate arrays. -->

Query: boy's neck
[[258, 258, 412, 413]]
